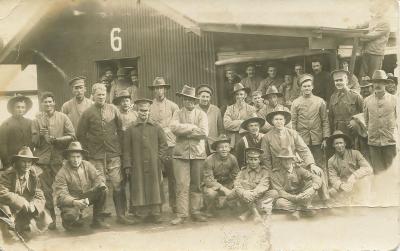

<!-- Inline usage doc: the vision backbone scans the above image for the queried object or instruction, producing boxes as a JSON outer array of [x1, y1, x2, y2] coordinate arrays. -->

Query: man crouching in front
[[233, 147, 277, 222], [270, 147, 322, 220], [0, 147, 51, 243], [55, 141, 109, 231]]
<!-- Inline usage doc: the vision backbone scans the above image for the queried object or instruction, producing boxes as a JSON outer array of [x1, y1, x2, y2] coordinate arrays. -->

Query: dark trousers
[[308, 144, 324, 169], [39, 163, 62, 222], [359, 53, 384, 78], [60, 187, 107, 229], [369, 145, 397, 174], [164, 147, 176, 212]]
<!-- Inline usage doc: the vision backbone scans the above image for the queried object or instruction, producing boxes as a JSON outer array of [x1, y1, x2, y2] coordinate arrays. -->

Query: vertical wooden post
[[328, 49, 339, 70], [349, 37, 359, 75]]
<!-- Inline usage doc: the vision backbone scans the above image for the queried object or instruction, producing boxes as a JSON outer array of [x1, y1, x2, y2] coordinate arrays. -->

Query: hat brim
[[210, 139, 231, 151], [262, 92, 283, 99], [330, 70, 351, 78], [233, 87, 251, 94], [327, 133, 352, 149], [7, 96, 33, 114], [148, 84, 171, 89], [360, 83, 373, 88], [276, 154, 296, 159], [134, 99, 153, 105], [112, 95, 131, 105], [176, 93, 199, 99], [266, 110, 291, 125], [369, 79, 394, 85], [12, 155, 39, 163], [241, 117, 266, 130], [245, 147, 264, 155], [63, 149, 89, 158]]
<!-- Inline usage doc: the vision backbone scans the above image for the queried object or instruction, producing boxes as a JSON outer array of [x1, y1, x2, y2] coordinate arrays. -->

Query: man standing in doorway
[[257, 63, 284, 95], [311, 58, 332, 102], [241, 63, 263, 96], [112, 90, 138, 131]]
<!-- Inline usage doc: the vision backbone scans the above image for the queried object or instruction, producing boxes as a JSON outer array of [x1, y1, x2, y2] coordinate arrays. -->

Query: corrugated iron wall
[[22, 0, 217, 108]]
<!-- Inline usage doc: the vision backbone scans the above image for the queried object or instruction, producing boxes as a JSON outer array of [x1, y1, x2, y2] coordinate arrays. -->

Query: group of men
[[0, 60, 397, 243]]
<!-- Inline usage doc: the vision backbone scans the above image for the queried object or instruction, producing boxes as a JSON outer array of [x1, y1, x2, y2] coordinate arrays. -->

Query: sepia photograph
[[0, 0, 399, 250]]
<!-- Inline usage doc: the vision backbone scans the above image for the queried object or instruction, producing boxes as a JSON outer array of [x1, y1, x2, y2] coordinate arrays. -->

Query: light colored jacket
[[170, 107, 208, 159]]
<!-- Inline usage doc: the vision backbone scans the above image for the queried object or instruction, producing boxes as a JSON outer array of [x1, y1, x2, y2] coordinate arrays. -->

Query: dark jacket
[[123, 120, 168, 206], [0, 167, 45, 214], [0, 116, 32, 168], [77, 103, 123, 159]]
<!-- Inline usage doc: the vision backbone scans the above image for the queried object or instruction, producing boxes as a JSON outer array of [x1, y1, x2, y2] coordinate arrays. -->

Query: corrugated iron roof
[[151, 0, 397, 35]]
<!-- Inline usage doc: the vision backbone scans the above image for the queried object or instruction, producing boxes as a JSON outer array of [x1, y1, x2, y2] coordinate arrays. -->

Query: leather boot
[[113, 191, 136, 225], [90, 218, 111, 229]]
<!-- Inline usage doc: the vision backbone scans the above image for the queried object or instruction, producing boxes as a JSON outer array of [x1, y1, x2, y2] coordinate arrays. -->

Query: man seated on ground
[[327, 131, 373, 206], [270, 148, 322, 220], [55, 141, 110, 231], [0, 147, 50, 242], [235, 117, 265, 168], [233, 148, 277, 222], [203, 135, 240, 218]]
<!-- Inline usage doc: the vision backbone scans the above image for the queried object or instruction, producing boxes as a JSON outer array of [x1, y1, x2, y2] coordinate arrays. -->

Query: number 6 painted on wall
[[110, 28, 122, 52]]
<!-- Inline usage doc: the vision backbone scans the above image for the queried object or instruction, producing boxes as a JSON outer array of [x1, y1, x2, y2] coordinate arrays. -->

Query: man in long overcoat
[[123, 98, 168, 223]]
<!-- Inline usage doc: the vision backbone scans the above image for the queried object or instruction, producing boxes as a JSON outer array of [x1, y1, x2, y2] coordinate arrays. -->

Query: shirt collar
[[17, 171, 30, 181], [135, 118, 154, 126], [248, 165, 261, 173]]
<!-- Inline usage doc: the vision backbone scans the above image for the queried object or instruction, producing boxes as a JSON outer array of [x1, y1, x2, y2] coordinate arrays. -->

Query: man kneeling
[[270, 148, 322, 220], [55, 142, 110, 231], [233, 147, 277, 222], [203, 135, 240, 217], [327, 131, 373, 206], [0, 147, 51, 243]]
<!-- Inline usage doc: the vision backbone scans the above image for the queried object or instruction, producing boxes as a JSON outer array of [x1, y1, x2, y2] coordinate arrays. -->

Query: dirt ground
[[2, 206, 398, 251], [3, 166, 400, 251]]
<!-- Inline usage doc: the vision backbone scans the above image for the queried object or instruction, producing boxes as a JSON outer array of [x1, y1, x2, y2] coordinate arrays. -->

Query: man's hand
[[73, 199, 89, 209], [191, 127, 203, 135], [97, 184, 108, 192], [310, 164, 322, 176], [21, 199, 32, 213], [321, 139, 327, 150], [220, 187, 232, 197], [347, 175, 356, 184], [340, 182, 353, 192], [242, 191, 254, 203], [298, 188, 315, 200], [347, 123, 354, 130]]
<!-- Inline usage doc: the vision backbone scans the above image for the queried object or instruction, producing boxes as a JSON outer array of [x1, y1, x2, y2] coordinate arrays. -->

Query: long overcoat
[[123, 120, 168, 206]]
